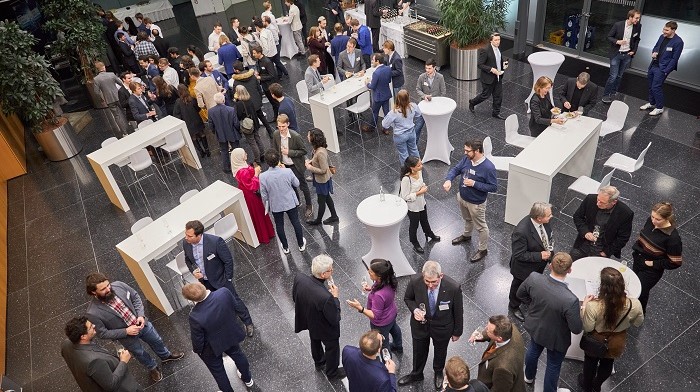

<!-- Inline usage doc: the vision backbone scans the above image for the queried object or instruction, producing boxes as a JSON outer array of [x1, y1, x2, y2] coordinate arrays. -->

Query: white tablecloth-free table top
[[111, 0, 175, 23], [524, 51, 566, 112], [116, 180, 259, 315], [419, 97, 457, 164]]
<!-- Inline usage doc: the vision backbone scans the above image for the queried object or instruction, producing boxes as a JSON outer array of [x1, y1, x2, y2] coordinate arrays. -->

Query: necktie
[[482, 343, 498, 360], [429, 289, 437, 316], [539, 225, 549, 249]]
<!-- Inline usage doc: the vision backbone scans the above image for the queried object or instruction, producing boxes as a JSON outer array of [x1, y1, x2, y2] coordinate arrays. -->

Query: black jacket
[[231, 69, 263, 110], [404, 273, 463, 340], [477, 44, 504, 85], [510, 216, 552, 281], [607, 20, 642, 58], [528, 94, 553, 138], [572, 194, 634, 258], [558, 77, 599, 115], [173, 97, 205, 136], [256, 55, 278, 89], [293, 273, 341, 340]]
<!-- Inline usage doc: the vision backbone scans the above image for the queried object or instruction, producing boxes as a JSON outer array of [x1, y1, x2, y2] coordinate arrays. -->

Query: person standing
[[398, 261, 463, 390], [365, 53, 393, 134], [208, 92, 241, 172], [399, 157, 440, 253], [602, 9, 642, 103], [308, 26, 331, 74], [270, 83, 299, 131], [304, 128, 339, 225], [529, 76, 565, 137], [233, 85, 266, 163], [443, 356, 490, 392], [191, 67, 219, 112], [640, 21, 684, 116], [158, 58, 180, 88], [152, 76, 178, 115], [230, 61, 276, 137], [350, 19, 373, 69], [255, 18, 289, 78], [84, 273, 184, 382], [443, 140, 498, 262], [173, 83, 209, 157], [509, 202, 554, 322], [517, 252, 583, 392], [342, 330, 397, 392], [382, 90, 421, 164], [366, 0, 382, 52], [414, 58, 446, 142], [182, 220, 255, 337], [330, 23, 350, 65], [273, 114, 314, 218], [326, 0, 344, 25], [631, 202, 683, 312], [93, 61, 130, 138], [383, 40, 404, 96], [182, 283, 254, 391], [117, 33, 140, 74], [208, 22, 228, 52], [285, 0, 306, 56], [217, 35, 243, 76], [469, 33, 507, 120], [293, 254, 345, 379], [61, 316, 144, 392], [251, 44, 279, 119], [578, 268, 644, 392], [558, 72, 599, 115], [230, 148, 275, 243]]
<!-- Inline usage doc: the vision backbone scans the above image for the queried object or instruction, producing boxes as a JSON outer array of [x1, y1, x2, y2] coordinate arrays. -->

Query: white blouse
[[400, 172, 427, 212]]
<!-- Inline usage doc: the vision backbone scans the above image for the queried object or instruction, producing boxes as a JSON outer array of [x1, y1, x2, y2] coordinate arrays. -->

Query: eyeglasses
[[464, 149, 474, 153]]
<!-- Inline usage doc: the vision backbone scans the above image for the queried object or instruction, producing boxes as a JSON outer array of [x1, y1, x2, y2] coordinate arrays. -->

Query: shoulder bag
[[239, 102, 255, 135], [580, 299, 632, 358]]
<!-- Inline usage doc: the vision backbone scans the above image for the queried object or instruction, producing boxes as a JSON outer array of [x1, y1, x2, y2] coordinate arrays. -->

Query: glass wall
[[542, 0, 586, 51], [644, 0, 700, 23], [583, 0, 636, 58]]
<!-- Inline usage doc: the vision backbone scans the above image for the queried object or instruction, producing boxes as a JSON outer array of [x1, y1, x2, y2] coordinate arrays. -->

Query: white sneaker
[[237, 370, 254, 387], [282, 247, 290, 254], [649, 108, 664, 116], [640, 103, 654, 110], [557, 389, 571, 392], [299, 237, 307, 252], [524, 375, 534, 384], [245, 379, 255, 388]]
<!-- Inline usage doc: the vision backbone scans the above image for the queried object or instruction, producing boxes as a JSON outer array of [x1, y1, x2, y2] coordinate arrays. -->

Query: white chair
[[126, 149, 172, 211], [483, 136, 513, 172], [137, 119, 153, 129], [159, 131, 193, 183], [204, 51, 217, 61], [164, 251, 197, 309], [213, 213, 251, 255], [504, 114, 535, 148], [600, 100, 629, 137], [343, 91, 373, 140], [296, 80, 309, 104], [603, 142, 651, 187], [179, 189, 200, 203], [560, 169, 615, 217]]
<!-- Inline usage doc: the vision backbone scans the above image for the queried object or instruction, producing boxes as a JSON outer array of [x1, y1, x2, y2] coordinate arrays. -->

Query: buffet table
[[345, 5, 417, 58], [111, 0, 175, 23]]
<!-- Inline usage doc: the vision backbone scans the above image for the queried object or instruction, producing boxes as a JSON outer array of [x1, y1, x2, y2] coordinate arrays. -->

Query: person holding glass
[[399, 157, 440, 254], [346, 259, 403, 353], [529, 76, 565, 137], [578, 267, 644, 392], [382, 89, 421, 165], [631, 202, 683, 312], [230, 148, 275, 244]]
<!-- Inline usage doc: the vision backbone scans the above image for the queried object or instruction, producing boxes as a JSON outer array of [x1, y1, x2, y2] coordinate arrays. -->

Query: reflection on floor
[[5, 3, 700, 392]]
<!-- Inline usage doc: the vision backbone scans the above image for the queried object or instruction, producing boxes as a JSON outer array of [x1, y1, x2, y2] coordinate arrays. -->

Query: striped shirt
[[632, 217, 683, 269]]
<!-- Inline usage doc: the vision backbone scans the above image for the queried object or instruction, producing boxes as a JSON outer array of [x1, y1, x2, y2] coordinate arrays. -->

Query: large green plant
[[0, 20, 63, 133], [439, 0, 511, 48], [41, 0, 106, 82]]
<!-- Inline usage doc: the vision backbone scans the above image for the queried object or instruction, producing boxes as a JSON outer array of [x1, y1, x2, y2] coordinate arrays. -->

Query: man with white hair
[[292, 254, 345, 379], [398, 261, 464, 390], [207, 92, 241, 172], [571, 185, 634, 261]]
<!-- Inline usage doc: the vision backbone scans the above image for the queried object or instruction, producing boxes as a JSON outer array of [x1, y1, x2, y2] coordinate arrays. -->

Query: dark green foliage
[[439, 0, 511, 48]]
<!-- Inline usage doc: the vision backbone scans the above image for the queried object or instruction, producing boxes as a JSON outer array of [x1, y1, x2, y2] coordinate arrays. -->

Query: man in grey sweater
[[413, 58, 446, 143]]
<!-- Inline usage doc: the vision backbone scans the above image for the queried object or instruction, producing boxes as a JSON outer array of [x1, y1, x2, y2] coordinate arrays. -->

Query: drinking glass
[[327, 277, 335, 289], [469, 325, 485, 346], [418, 303, 427, 324], [361, 278, 368, 296], [547, 240, 555, 252], [592, 225, 601, 244], [576, 106, 584, 119]]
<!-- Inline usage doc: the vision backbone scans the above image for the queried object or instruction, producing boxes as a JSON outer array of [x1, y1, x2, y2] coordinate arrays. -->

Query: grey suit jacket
[[304, 66, 325, 96], [61, 340, 144, 392], [85, 281, 145, 345], [337, 49, 365, 76], [259, 166, 300, 213], [93, 71, 124, 104], [415, 72, 446, 99], [517, 273, 583, 353]]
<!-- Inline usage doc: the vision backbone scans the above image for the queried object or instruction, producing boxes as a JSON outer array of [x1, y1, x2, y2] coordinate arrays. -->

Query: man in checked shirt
[[85, 273, 184, 382]]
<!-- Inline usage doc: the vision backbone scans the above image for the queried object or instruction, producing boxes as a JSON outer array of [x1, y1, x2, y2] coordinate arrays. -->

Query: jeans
[[272, 207, 304, 249], [524, 339, 566, 392], [647, 65, 668, 109], [413, 114, 425, 144], [120, 321, 171, 370], [393, 130, 419, 165], [371, 98, 390, 129], [604, 52, 633, 96], [371, 319, 403, 351]]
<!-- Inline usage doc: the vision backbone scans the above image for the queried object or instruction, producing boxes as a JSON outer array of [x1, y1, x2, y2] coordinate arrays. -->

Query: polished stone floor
[[5, 3, 700, 391]]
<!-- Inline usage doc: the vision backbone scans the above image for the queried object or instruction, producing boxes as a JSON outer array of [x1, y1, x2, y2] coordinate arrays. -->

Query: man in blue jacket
[[343, 330, 397, 392], [351, 19, 373, 70], [640, 21, 683, 116], [365, 53, 393, 134], [443, 139, 498, 262], [207, 93, 241, 173]]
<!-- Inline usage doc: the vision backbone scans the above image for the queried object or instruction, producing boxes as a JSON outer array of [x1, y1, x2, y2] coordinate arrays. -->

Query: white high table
[[356, 194, 414, 277], [419, 97, 457, 164], [277, 18, 298, 59], [565, 257, 641, 361], [524, 52, 565, 113], [116, 180, 260, 315], [504, 116, 602, 225], [87, 116, 201, 212], [111, 0, 175, 23]]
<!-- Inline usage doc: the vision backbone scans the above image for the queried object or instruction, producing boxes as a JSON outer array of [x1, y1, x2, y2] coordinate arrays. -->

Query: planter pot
[[449, 45, 480, 81], [33, 116, 83, 161]]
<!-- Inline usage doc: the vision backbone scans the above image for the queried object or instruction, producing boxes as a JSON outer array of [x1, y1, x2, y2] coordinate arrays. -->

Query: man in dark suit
[[398, 261, 464, 390], [366, 0, 382, 52], [383, 40, 404, 96], [469, 32, 507, 120], [342, 330, 397, 392], [182, 220, 255, 336], [84, 273, 184, 382], [509, 202, 553, 322], [571, 186, 634, 261], [94, 61, 130, 138], [151, 28, 170, 58], [517, 253, 582, 392], [182, 282, 254, 391], [208, 93, 241, 173], [640, 20, 684, 116], [117, 32, 140, 74], [602, 9, 642, 103], [468, 315, 526, 392], [293, 254, 345, 379], [365, 53, 393, 134], [62, 316, 144, 392], [558, 72, 599, 115], [118, 71, 135, 124]]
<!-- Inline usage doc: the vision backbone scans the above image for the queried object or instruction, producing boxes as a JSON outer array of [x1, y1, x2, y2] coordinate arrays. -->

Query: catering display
[[404, 21, 452, 68]]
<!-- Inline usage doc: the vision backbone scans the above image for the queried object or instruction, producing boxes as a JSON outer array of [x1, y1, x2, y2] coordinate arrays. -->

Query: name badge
[[666, 47, 673, 51], [261, 66, 266, 70], [439, 301, 450, 311], [206, 254, 216, 260], [126, 291, 131, 300], [423, 82, 429, 86], [469, 169, 476, 175]]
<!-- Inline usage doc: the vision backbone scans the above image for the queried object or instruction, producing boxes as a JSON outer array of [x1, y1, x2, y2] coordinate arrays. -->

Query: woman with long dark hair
[[579, 267, 644, 392], [632, 202, 683, 312], [304, 128, 339, 225], [307, 26, 329, 73], [346, 259, 403, 352], [399, 156, 440, 253], [173, 84, 209, 157], [152, 76, 178, 115], [382, 89, 421, 164], [124, 16, 139, 37]]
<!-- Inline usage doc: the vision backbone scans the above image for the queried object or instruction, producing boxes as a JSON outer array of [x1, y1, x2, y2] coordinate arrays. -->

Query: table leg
[[117, 248, 175, 316], [224, 196, 260, 248], [362, 223, 414, 277], [505, 168, 552, 225], [88, 157, 130, 212], [422, 114, 454, 164], [179, 125, 202, 169], [311, 101, 340, 153]]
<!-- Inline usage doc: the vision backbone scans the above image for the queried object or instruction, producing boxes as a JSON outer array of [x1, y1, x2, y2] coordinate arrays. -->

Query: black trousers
[[508, 276, 525, 309], [263, 87, 280, 120], [310, 335, 340, 377], [470, 79, 503, 115], [254, 108, 275, 137], [407, 208, 434, 244], [201, 279, 253, 325], [632, 254, 664, 312], [371, 27, 380, 52], [218, 140, 240, 171], [285, 164, 313, 207], [411, 335, 450, 375], [315, 193, 338, 221], [199, 343, 251, 392], [582, 354, 615, 392], [271, 52, 289, 76]]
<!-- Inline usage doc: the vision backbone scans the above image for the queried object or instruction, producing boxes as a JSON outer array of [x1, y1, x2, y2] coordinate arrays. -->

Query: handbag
[[580, 299, 632, 358], [239, 102, 255, 135]]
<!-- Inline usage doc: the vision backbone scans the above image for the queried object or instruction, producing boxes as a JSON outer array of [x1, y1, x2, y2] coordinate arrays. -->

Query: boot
[[193, 138, 205, 158], [199, 137, 211, 157]]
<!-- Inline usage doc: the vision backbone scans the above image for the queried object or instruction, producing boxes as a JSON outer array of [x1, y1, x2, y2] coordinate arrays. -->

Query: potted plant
[[438, 0, 511, 80], [41, 0, 107, 107], [0, 20, 82, 161]]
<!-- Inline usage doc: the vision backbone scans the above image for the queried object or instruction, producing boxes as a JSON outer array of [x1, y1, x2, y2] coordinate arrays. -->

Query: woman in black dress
[[529, 76, 565, 137], [173, 84, 209, 157], [152, 76, 178, 115]]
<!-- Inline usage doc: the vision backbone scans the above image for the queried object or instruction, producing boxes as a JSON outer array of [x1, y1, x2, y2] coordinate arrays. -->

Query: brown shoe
[[305, 205, 313, 218], [361, 124, 374, 133], [382, 128, 391, 135], [150, 367, 163, 382]]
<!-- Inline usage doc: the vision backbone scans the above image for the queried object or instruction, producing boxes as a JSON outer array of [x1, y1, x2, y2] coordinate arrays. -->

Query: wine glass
[[547, 240, 555, 252], [576, 106, 584, 120], [592, 225, 601, 244], [418, 303, 427, 324], [361, 277, 368, 296], [327, 277, 335, 289], [381, 348, 391, 361]]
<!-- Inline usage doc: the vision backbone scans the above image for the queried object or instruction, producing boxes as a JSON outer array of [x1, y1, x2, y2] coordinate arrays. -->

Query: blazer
[[189, 289, 246, 356], [477, 44, 505, 85], [367, 64, 393, 102], [217, 43, 243, 76], [305, 66, 325, 97], [385, 51, 404, 88], [256, 55, 278, 89], [357, 25, 373, 55], [307, 147, 332, 183], [182, 233, 234, 289], [173, 97, 205, 135], [650, 33, 684, 74], [330, 34, 350, 63], [528, 94, 553, 137], [85, 281, 145, 344], [61, 340, 144, 392], [366, 0, 382, 29], [404, 273, 464, 340], [415, 71, 446, 99], [117, 40, 138, 69], [194, 76, 219, 110], [259, 166, 300, 212], [342, 345, 397, 392], [572, 194, 634, 258], [153, 36, 170, 58], [476, 325, 526, 392], [277, 97, 299, 131], [128, 93, 158, 123], [208, 103, 241, 143], [607, 20, 642, 58], [292, 272, 341, 340], [509, 216, 552, 281], [272, 128, 308, 173], [117, 87, 134, 121], [337, 49, 365, 77], [93, 71, 124, 104], [517, 273, 583, 353], [558, 78, 598, 115]]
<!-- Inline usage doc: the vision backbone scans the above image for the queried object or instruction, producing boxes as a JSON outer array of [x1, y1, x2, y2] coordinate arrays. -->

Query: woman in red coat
[[230, 148, 275, 244]]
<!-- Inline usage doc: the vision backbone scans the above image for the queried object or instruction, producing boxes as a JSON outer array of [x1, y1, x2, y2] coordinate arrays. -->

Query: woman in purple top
[[347, 259, 403, 352]]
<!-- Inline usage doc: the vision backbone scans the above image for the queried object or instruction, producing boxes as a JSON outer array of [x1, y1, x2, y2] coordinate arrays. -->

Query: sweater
[[366, 284, 398, 327], [445, 156, 498, 204], [632, 217, 683, 271]]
